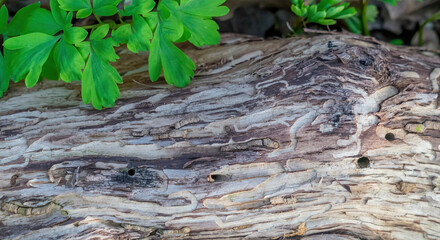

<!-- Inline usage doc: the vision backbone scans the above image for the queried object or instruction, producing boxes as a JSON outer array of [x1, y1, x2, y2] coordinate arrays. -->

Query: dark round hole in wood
[[209, 174, 229, 182], [385, 133, 395, 141], [128, 169, 136, 176], [357, 157, 370, 168]]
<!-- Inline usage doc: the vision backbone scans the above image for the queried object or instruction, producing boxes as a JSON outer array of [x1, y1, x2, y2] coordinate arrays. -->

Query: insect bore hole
[[208, 174, 229, 182], [385, 133, 395, 141], [128, 169, 136, 176], [357, 157, 370, 168]]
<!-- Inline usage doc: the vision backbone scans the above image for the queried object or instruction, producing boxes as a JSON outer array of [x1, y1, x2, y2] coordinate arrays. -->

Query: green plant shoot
[[418, 10, 440, 46], [345, 4, 377, 35], [290, 0, 356, 32], [359, 0, 400, 36]]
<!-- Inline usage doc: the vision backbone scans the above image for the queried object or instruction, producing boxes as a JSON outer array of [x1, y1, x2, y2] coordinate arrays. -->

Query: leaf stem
[[418, 21, 427, 46], [0, 0, 5, 50], [93, 12, 103, 24], [119, 14, 125, 24], [292, 17, 305, 34], [361, 0, 370, 36], [418, 10, 440, 46], [82, 24, 102, 30], [120, 0, 126, 23], [81, 22, 127, 30]]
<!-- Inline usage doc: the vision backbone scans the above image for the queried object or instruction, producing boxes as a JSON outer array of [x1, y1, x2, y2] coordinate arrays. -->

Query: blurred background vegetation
[[4, 0, 440, 49]]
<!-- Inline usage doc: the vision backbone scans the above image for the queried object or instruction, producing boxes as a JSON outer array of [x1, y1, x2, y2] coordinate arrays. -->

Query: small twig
[[303, 28, 337, 34], [286, 21, 294, 33], [333, 52, 346, 64], [49, 216, 71, 227], [133, 79, 149, 87]]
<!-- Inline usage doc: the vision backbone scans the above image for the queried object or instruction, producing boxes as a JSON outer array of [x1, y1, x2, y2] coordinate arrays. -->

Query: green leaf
[[6, 3, 62, 36], [4, 33, 60, 87], [81, 24, 122, 109], [380, 0, 400, 6], [54, 38, 85, 82], [77, 8, 93, 18], [307, 5, 317, 17], [41, 48, 60, 80], [291, 5, 304, 17], [93, 0, 123, 17], [160, 0, 229, 47], [112, 15, 153, 53], [127, 15, 153, 52], [291, 0, 306, 13], [90, 25, 119, 61], [144, 12, 159, 30], [175, 27, 191, 43], [333, 6, 356, 19], [309, 11, 326, 22], [82, 51, 122, 109], [425, 10, 440, 23], [0, 52, 10, 97], [389, 39, 404, 45], [316, 19, 336, 25], [366, 5, 378, 22], [2, 47, 17, 83], [300, 8, 307, 16], [58, 0, 91, 11], [0, 5, 9, 34], [296, 0, 304, 7], [91, 24, 110, 40], [5, 3, 38, 36], [174, 0, 229, 17], [50, 0, 72, 27], [120, 0, 155, 16], [345, 16, 362, 34], [318, 0, 342, 11], [149, 15, 195, 87], [75, 41, 91, 61], [58, 0, 92, 18], [112, 24, 131, 44], [325, 5, 345, 19], [64, 27, 88, 45]]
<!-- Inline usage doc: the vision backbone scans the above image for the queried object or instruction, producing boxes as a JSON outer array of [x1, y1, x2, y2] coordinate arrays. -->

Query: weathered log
[[1, 33, 440, 240]]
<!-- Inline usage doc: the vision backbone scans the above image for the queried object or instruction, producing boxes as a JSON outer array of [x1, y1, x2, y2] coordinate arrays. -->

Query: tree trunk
[[1, 33, 440, 240]]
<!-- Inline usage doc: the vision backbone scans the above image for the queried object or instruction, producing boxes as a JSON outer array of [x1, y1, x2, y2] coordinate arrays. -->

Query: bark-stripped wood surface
[[1, 33, 440, 240]]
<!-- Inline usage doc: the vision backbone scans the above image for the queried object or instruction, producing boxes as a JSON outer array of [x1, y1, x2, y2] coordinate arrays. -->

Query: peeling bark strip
[[1, 33, 440, 239]]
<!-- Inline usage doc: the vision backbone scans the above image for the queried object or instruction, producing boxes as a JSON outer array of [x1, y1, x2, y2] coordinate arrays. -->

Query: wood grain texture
[[1, 33, 440, 239]]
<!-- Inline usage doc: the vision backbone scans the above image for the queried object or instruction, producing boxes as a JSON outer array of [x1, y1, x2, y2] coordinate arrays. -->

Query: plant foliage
[[0, 0, 229, 109], [290, 0, 403, 36], [290, 0, 356, 31], [418, 10, 440, 46], [345, 4, 378, 35]]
